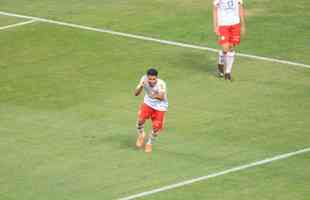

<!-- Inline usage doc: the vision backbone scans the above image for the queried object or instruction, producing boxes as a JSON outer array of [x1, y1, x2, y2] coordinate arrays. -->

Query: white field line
[[118, 147, 310, 200], [0, 11, 309, 69], [0, 19, 37, 31]]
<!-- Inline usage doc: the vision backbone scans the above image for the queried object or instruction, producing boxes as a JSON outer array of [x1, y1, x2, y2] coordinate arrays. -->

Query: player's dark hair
[[147, 68, 158, 76]]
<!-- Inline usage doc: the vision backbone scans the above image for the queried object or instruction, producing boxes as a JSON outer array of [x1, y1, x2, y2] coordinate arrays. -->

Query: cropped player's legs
[[224, 49, 235, 80], [220, 43, 234, 81], [225, 24, 241, 80], [136, 104, 152, 148], [221, 43, 233, 80], [219, 24, 240, 80], [218, 50, 225, 77], [136, 119, 145, 148], [218, 25, 232, 78], [145, 110, 165, 153], [218, 26, 230, 77]]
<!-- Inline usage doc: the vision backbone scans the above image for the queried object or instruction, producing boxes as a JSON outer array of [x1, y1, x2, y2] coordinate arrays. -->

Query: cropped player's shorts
[[138, 103, 166, 132], [218, 23, 241, 46]]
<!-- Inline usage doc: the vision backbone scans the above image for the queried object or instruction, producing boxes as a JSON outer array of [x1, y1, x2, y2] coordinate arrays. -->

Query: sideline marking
[[0, 11, 309, 69], [118, 147, 310, 200], [0, 19, 37, 31]]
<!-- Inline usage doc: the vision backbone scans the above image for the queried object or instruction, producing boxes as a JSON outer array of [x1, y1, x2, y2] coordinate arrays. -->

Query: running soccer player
[[213, 0, 246, 80], [134, 68, 168, 153]]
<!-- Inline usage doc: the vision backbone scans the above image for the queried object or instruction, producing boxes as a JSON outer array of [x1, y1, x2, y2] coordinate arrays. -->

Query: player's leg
[[221, 43, 231, 79], [224, 45, 235, 80], [218, 50, 225, 77], [218, 25, 231, 78], [145, 110, 165, 153], [136, 104, 151, 148], [225, 24, 241, 80]]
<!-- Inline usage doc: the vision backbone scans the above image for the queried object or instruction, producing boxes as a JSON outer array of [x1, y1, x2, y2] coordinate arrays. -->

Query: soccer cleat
[[224, 73, 232, 81], [145, 143, 152, 153], [136, 134, 145, 148]]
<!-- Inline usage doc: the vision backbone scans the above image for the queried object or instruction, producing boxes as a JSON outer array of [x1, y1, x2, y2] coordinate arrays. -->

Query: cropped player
[[213, 0, 246, 80], [134, 68, 168, 153]]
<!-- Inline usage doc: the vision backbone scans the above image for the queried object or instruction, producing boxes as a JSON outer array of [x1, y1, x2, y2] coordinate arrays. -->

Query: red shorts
[[218, 23, 241, 46], [138, 103, 166, 132]]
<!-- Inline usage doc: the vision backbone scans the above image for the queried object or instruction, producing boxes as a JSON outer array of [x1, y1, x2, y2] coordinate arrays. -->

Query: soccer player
[[134, 68, 168, 153], [213, 0, 246, 80]]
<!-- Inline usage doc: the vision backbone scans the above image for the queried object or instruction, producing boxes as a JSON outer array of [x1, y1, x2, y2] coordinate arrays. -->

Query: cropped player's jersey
[[214, 0, 243, 26], [140, 76, 168, 112]]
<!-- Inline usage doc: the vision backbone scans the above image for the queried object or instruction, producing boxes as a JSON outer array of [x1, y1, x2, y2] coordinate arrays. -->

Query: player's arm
[[239, 1, 246, 36], [150, 91, 165, 101], [134, 84, 143, 96], [213, 3, 219, 35], [134, 77, 145, 96]]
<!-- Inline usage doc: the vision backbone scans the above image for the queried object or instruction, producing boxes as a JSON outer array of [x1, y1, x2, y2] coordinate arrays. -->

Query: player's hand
[[150, 91, 158, 98], [214, 26, 220, 35], [138, 80, 146, 88], [136, 81, 144, 92]]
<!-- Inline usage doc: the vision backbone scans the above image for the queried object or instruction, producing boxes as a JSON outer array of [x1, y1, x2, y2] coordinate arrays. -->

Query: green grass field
[[0, 0, 309, 199]]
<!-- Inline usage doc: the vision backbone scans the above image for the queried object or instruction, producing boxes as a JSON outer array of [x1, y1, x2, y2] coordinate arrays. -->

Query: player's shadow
[[119, 135, 137, 150], [83, 133, 136, 150], [176, 51, 218, 77]]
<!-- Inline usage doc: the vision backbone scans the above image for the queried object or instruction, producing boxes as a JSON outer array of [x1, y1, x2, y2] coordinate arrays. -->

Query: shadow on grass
[[83, 133, 137, 150], [174, 51, 219, 78]]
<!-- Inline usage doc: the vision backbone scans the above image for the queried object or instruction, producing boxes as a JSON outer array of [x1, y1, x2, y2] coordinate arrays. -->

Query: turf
[[0, 0, 309, 200], [1, 0, 310, 63], [0, 15, 25, 26], [142, 154, 310, 200]]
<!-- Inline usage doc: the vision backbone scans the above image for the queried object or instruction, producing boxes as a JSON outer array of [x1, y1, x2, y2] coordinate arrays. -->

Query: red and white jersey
[[139, 76, 168, 112], [214, 0, 243, 26]]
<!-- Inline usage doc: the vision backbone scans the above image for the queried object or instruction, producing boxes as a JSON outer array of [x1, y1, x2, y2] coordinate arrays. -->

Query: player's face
[[147, 75, 157, 87]]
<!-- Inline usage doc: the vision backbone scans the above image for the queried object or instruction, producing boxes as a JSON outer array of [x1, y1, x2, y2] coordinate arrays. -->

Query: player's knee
[[222, 44, 230, 53], [153, 121, 163, 132], [223, 48, 230, 53]]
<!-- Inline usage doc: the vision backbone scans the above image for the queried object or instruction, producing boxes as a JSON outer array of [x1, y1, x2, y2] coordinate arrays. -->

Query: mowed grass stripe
[[0, 15, 309, 200], [118, 147, 310, 200], [140, 151, 310, 200], [0, 11, 309, 69]]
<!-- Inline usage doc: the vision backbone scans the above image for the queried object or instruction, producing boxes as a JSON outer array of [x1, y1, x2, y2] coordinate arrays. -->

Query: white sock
[[218, 50, 225, 65], [147, 131, 157, 144], [225, 51, 235, 74]]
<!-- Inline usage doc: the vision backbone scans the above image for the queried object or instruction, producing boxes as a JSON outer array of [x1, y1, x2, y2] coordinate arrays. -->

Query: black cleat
[[224, 73, 232, 81]]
